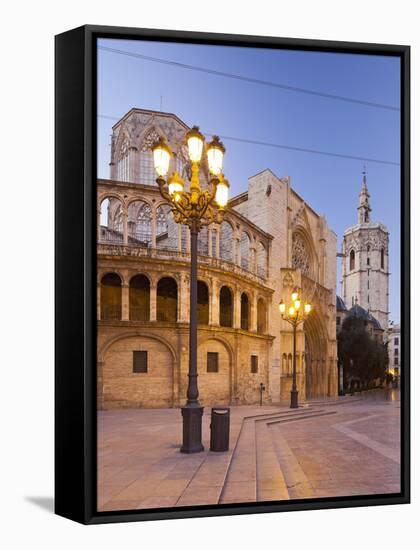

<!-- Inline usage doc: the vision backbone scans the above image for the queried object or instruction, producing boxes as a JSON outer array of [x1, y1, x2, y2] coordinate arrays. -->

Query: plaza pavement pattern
[[97, 389, 400, 511]]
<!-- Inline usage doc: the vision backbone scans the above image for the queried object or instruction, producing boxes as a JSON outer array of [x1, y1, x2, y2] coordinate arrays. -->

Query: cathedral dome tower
[[341, 171, 389, 331]]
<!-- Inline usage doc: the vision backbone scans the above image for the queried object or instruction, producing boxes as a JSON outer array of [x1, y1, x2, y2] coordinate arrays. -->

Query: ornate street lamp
[[152, 127, 228, 453], [279, 288, 313, 408]]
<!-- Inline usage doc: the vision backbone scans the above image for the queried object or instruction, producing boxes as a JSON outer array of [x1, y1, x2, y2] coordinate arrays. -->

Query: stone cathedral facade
[[340, 173, 389, 331], [97, 108, 338, 409]]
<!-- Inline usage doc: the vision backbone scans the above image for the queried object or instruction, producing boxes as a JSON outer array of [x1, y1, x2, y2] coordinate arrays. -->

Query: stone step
[[219, 408, 330, 505], [255, 418, 289, 502]]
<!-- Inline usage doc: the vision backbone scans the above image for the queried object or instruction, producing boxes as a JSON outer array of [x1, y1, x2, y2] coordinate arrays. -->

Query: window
[[133, 351, 148, 373], [381, 248, 385, 269], [394, 337, 399, 346], [394, 357, 399, 366], [367, 257, 370, 266], [394, 348, 399, 356], [117, 154, 129, 181], [251, 355, 258, 373], [350, 249, 355, 271], [207, 352, 219, 373], [336, 316, 341, 326]]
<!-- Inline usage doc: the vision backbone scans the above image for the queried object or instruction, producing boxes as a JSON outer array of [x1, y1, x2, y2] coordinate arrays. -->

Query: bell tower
[[341, 171, 389, 331]]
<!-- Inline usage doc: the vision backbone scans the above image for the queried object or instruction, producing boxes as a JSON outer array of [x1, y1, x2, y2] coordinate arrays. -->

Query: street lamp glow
[[289, 306, 296, 316], [168, 172, 184, 197], [304, 303, 312, 314], [291, 288, 299, 302], [215, 178, 229, 208], [152, 138, 172, 177], [294, 299, 301, 310], [186, 126, 204, 163], [206, 136, 225, 175], [279, 300, 286, 314]]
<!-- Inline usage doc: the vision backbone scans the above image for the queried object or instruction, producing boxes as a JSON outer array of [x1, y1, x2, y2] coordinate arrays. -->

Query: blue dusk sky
[[97, 38, 401, 323]]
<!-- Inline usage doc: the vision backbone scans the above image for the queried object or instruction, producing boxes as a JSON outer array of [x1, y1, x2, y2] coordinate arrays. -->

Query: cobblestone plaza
[[98, 389, 400, 511]]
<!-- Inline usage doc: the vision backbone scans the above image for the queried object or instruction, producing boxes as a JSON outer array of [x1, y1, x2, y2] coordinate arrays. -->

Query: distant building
[[388, 324, 401, 378], [340, 172, 389, 333]]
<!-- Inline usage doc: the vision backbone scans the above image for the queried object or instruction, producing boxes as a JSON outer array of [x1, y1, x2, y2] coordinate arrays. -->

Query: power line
[[98, 45, 400, 112], [98, 114, 400, 166]]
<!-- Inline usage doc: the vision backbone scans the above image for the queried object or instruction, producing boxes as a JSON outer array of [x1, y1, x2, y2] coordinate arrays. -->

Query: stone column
[[235, 237, 241, 266], [215, 227, 220, 259], [179, 273, 190, 322], [122, 283, 129, 321], [123, 206, 128, 245], [250, 245, 257, 273], [97, 205, 101, 242], [97, 283, 101, 320], [210, 279, 219, 325], [151, 209, 157, 248], [150, 279, 157, 321], [208, 227, 213, 257], [128, 147, 137, 183], [233, 287, 241, 329], [250, 293, 258, 331]]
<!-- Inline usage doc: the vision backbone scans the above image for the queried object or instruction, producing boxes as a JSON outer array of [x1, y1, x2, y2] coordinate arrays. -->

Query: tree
[[338, 316, 388, 390]]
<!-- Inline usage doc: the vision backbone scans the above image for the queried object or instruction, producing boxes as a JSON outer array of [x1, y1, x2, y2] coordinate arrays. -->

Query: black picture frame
[[55, 24, 410, 525]]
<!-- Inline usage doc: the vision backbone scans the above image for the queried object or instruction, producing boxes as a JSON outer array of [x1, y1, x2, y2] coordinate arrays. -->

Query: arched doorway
[[304, 310, 329, 399]]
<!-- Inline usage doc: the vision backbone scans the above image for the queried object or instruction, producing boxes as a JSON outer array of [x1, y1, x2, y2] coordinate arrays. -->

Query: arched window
[[349, 249, 355, 271], [116, 139, 129, 181], [240, 232, 251, 270], [99, 198, 124, 243], [157, 277, 178, 322], [197, 281, 209, 325], [240, 293, 250, 330], [292, 232, 311, 276], [198, 226, 209, 256], [156, 205, 178, 250], [256, 242, 267, 278], [100, 273, 122, 320], [257, 298, 267, 333], [139, 129, 161, 185], [129, 274, 150, 321], [282, 353, 288, 375], [381, 248, 385, 269], [288, 353, 293, 375], [220, 221, 233, 262], [220, 286, 233, 327], [128, 201, 152, 245]]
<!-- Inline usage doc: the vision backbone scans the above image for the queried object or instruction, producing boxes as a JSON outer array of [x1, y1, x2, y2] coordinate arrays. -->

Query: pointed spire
[[358, 167, 371, 224]]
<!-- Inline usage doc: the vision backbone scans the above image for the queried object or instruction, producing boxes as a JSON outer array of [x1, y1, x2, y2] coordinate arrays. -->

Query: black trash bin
[[210, 407, 230, 452]]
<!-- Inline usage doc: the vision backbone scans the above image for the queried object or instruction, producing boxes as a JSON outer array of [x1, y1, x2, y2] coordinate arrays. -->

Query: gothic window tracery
[[139, 129, 161, 185], [292, 232, 311, 277]]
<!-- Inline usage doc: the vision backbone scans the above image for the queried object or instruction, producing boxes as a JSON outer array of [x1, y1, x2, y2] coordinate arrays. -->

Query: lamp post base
[[180, 405, 204, 453], [290, 389, 299, 409]]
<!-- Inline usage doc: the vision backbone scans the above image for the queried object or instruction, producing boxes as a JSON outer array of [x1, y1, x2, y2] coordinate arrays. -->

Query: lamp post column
[[291, 321, 299, 408], [180, 217, 204, 453]]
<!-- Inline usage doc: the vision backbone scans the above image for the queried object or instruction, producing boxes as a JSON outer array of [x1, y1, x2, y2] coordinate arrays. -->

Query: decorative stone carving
[[292, 232, 310, 276]]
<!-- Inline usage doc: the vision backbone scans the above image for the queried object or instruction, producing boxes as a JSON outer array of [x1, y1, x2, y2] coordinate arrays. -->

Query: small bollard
[[259, 382, 266, 406]]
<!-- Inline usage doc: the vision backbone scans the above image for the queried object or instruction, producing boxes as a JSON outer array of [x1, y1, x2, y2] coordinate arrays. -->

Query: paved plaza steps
[[218, 408, 337, 504]]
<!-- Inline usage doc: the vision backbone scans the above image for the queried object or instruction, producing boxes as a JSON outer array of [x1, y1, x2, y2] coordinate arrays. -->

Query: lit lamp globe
[[279, 300, 286, 314], [289, 306, 296, 317], [291, 288, 299, 302], [215, 177, 230, 208], [294, 299, 301, 310], [304, 303, 312, 314], [152, 138, 172, 177], [206, 136, 225, 175], [186, 126, 204, 163], [168, 172, 184, 200]]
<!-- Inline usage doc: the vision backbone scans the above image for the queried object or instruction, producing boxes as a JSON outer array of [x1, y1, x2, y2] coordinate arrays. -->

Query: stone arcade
[[97, 108, 338, 409]]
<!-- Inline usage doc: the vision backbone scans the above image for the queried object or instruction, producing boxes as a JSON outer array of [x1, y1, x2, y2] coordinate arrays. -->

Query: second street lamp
[[279, 288, 313, 409], [152, 127, 228, 453]]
